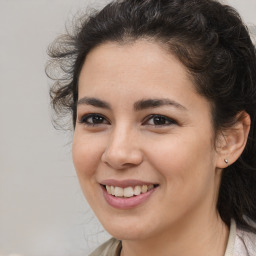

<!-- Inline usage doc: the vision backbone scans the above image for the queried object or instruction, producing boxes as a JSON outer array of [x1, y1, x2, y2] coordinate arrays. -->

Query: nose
[[101, 127, 143, 170]]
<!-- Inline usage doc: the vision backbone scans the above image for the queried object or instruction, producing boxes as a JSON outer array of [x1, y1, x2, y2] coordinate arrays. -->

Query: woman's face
[[73, 40, 222, 240]]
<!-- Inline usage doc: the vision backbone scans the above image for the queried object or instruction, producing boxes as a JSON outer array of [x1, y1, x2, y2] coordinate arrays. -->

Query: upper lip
[[100, 179, 158, 188]]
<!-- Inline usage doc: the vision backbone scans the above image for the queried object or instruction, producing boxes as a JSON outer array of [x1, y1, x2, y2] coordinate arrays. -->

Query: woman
[[47, 0, 256, 255]]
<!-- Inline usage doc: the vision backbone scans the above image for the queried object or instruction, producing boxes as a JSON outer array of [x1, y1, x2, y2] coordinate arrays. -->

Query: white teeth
[[115, 186, 124, 197], [105, 184, 156, 197], [123, 187, 134, 198], [111, 186, 115, 195], [142, 185, 148, 193], [106, 185, 111, 194], [134, 185, 142, 195]]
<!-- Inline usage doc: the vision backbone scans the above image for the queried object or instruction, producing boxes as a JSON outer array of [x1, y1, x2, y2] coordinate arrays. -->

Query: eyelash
[[143, 114, 177, 126], [79, 113, 110, 126], [78, 113, 177, 127]]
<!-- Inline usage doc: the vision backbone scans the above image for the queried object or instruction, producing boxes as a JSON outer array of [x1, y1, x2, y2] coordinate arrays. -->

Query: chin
[[108, 228, 150, 241], [100, 217, 156, 241]]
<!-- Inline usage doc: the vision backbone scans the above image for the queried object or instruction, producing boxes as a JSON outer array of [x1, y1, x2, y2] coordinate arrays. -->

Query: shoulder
[[225, 219, 256, 256], [235, 226, 256, 256], [89, 238, 122, 256]]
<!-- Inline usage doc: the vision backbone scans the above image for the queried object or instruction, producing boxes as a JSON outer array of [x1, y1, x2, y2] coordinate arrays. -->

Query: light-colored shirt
[[89, 219, 256, 256], [225, 219, 256, 256]]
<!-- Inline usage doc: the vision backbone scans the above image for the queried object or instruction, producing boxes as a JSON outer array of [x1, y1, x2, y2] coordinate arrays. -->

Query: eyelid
[[142, 114, 177, 126], [78, 113, 110, 126]]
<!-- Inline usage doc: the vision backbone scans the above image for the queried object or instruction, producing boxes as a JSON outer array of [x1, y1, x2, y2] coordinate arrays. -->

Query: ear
[[216, 111, 251, 169]]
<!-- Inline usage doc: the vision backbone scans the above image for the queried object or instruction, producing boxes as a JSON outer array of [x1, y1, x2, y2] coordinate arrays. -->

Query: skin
[[72, 40, 231, 256]]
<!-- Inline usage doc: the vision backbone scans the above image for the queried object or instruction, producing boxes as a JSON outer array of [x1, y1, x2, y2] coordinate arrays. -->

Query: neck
[[120, 213, 229, 256]]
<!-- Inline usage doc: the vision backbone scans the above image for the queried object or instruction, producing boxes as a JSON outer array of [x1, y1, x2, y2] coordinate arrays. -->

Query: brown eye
[[144, 115, 176, 126], [80, 114, 109, 126]]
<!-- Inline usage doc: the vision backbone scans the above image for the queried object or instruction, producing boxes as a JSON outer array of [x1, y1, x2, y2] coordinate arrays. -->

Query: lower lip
[[101, 186, 157, 209]]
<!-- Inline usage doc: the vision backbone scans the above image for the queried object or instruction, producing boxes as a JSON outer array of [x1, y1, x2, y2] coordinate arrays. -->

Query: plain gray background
[[0, 0, 255, 255]]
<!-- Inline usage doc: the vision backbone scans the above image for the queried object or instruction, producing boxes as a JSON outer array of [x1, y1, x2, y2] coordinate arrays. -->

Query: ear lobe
[[216, 111, 251, 169]]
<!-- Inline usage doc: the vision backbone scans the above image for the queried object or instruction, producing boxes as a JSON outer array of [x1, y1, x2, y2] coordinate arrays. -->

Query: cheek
[[146, 135, 217, 222], [72, 132, 103, 179], [146, 133, 215, 189]]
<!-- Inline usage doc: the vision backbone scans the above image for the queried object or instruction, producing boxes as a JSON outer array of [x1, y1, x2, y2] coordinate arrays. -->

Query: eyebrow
[[77, 97, 111, 109], [134, 98, 187, 111], [76, 97, 187, 111]]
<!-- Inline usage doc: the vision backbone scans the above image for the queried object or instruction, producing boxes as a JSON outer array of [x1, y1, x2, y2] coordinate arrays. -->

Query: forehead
[[78, 40, 196, 94]]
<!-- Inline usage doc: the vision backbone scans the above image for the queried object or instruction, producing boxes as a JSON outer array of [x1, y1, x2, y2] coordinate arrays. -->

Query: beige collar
[[224, 219, 236, 256]]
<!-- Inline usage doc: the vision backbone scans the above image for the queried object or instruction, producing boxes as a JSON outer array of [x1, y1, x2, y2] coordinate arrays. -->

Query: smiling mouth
[[102, 184, 159, 198]]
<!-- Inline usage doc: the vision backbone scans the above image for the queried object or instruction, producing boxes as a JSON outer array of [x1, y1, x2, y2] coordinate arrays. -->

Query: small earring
[[224, 159, 229, 164]]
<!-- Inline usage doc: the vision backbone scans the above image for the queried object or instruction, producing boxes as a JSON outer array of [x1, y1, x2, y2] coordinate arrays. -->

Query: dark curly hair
[[46, 0, 256, 232]]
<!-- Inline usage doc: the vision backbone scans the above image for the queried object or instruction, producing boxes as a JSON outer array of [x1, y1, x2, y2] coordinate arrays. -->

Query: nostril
[[101, 137, 143, 169], [101, 150, 143, 170]]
